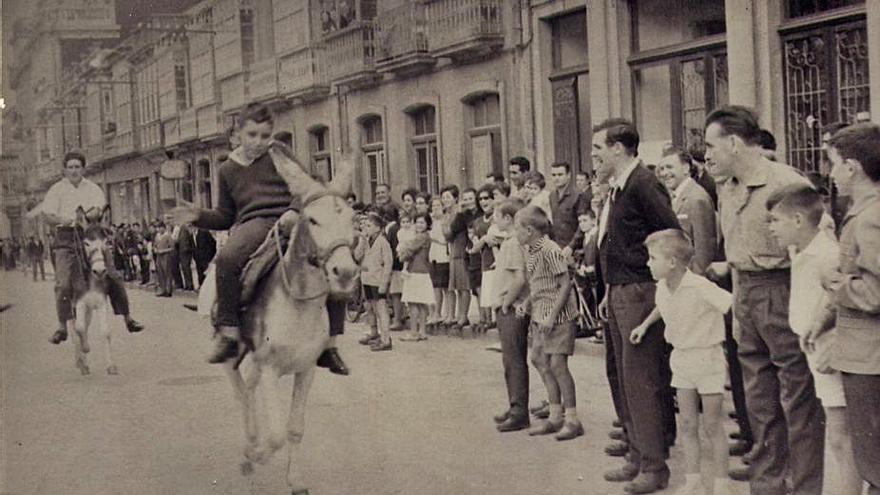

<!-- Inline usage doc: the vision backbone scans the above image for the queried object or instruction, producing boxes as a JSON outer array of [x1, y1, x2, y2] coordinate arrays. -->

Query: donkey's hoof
[[106, 365, 118, 375], [240, 461, 254, 476], [77, 333, 90, 353]]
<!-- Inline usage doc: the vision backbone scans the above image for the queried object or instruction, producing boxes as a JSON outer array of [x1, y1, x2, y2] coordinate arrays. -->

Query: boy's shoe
[[729, 439, 751, 457], [49, 328, 68, 344], [497, 415, 530, 433], [603, 463, 639, 482], [624, 469, 670, 494], [530, 400, 550, 418], [370, 339, 392, 352], [358, 334, 380, 345], [125, 318, 145, 333], [493, 410, 510, 424], [604, 440, 629, 457], [554, 421, 584, 441], [316, 348, 349, 375], [207, 335, 240, 364], [609, 428, 626, 441], [527, 419, 563, 436]]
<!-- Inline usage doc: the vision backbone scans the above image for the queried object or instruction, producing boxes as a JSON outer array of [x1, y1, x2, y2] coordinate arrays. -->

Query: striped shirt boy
[[526, 236, 577, 325]]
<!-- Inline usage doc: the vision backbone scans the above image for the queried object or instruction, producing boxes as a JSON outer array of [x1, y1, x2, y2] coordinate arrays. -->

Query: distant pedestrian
[[153, 222, 174, 297]]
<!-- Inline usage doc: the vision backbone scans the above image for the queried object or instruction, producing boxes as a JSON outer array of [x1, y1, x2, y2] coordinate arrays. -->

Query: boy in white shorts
[[766, 183, 861, 495], [630, 229, 731, 495]]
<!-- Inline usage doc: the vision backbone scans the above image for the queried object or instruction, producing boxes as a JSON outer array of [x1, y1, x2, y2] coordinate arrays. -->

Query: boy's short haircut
[[62, 150, 87, 168], [240, 102, 274, 126], [828, 122, 880, 182], [644, 229, 695, 266], [496, 197, 526, 218], [509, 156, 531, 172], [412, 212, 432, 228], [492, 181, 511, 197], [515, 205, 552, 235], [578, 209, 597, 220], [765, 183, 825, 227], [364, 212, 385, 229], [550, 162, 571, 173], [524, 171, 546, 189]]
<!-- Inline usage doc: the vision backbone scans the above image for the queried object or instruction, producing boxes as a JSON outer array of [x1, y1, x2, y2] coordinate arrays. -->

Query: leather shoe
[[49, 329, 67, 344], [493, 410, 511, 424], [358, 334, 380, 345], [529, 400, 548, 415], [624, 470, 670, 494], [729, 465, 750, 482], [530, 402, 550, 419], [612, 419, 622, 428], [496, 415, 530, 433], [604, 440, 629, 457], [370, 339, 392, 352], [608, 428, 626, 441], [603, 463, 639, 482], [126, 318, 145, 333], [207, 335, 240, 364], [742, 451, 753, 465], [317, 348, 349, 375], [729, 430, 745, 440], [555, 421, 584, 441], [527, 419, 563, 436], [729, 439, 751, 457]]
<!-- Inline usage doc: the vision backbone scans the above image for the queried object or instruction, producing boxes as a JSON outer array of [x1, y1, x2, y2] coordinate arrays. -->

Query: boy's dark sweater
[[194, 152, 299, 230]]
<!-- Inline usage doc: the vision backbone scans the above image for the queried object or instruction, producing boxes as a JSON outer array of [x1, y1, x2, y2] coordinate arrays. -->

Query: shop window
[[198, 158, 212, 209], [361, 116, 386, 200], [787, 0, 863, 18], [633, 0, 725, 51], [310, 126, 332, 182], [409, 106, 439, 194], [782, 20, 870, 173]]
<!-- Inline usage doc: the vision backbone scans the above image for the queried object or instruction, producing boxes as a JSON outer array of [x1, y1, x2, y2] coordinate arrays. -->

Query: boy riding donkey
[[33, 150, 146, 344], [171, 103, 349, 374]]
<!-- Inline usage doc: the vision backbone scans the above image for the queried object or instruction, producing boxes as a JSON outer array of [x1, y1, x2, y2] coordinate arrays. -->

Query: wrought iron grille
[[783, 22, 869, 173]]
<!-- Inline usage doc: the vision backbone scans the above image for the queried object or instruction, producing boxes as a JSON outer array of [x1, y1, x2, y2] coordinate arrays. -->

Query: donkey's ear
[[329, 152, 354, 196], [100, 205, 112, 227], [75, 206, 87, 227]]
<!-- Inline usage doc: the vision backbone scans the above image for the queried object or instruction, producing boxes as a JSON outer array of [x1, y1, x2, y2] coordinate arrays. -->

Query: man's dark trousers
[[842, 373, 880, 491], [179, 249, 194, 290], [735, 269, 824, 495], [170, 249, 184, 289], [497, 310, 529, 417], [31, 255, 45, 280], [607, 281, 670, 473], [603, 319, 626, 428]]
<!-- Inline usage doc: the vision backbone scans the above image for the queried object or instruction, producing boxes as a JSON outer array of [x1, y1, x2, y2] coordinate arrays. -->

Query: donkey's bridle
[[274, 190, 353, 299], [299, 190, 354, 266]]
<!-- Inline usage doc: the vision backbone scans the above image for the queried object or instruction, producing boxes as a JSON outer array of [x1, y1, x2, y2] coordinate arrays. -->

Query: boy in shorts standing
[[766, 183, 860, 495], [630, 229, 732, 495], [515, 205, 582, 441]]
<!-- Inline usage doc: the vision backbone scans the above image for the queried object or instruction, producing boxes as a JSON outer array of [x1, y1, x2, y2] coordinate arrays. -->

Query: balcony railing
[[322, 20, 379, 86], [425, 0, 504, 60], [248, 58, 279, 101], [377, 3, 429, 60], [375, 3, 435, 76], [278, 47, 329, 100]]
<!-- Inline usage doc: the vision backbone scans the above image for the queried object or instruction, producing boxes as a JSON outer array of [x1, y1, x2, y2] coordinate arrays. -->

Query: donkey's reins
[[273, 190, 352, 300]]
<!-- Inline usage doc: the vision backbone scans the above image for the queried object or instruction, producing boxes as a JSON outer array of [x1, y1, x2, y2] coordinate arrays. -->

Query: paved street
[[1, 269, 750, 495]]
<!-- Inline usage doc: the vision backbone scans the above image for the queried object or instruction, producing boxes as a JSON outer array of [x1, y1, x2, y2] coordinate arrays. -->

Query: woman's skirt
[[401, 272, 435, 305], [448, 257, 471, 291]]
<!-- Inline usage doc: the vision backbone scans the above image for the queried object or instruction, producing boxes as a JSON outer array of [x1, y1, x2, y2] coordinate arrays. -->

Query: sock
[[564, 407, 578, 423], [548, 404, 563, 423]]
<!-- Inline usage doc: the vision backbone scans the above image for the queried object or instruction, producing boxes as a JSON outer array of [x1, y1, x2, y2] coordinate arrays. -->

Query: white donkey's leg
[[74, 296, 91, 354], [225, 360, 261, 474], [72, 300, 90, 375], [286, 368, 316, 494], [100, 299, 116, 375], [254, 367, 285, 462]]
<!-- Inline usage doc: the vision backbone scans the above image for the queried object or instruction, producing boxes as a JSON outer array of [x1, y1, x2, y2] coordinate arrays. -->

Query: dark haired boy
[[826, 122, 880, 494], [171, 103, 348, 373]]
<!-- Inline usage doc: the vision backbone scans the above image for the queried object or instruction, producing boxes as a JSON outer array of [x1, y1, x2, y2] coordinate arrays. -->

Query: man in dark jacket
[[594, 119, 680, 493], [192, 228, 217, 286], [548, 161, 590, 248], [175, 222, 196, 291]]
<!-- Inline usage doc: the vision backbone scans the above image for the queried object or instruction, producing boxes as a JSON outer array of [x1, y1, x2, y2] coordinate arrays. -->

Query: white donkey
[[222, 143, 358, 495], [69, 205, 118, 376]]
